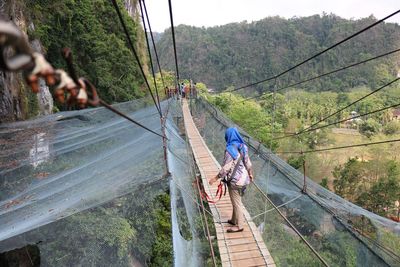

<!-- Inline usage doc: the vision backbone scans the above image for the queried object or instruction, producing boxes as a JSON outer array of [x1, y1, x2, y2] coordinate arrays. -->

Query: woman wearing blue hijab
[[209, 127, 254, 232], [225, 127, 247, 160]]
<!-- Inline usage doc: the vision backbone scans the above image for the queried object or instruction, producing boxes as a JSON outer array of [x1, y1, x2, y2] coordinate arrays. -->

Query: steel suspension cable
[[197, 97, 399, 263], [170, 178, 219, 221], [138, 0, 161, 112], [142, 0, 167, 89], [62, 47, 166, 139], [302, 188, 400, 263], [245, 48, 400, 101], [289, 77, 400, 137], [274, 102, 400, 140], [252, 194, 303, 220], [252, 182, 330, 266], [99, 100, 166, 139], [168, 0, 180, 84], [264, 79, 278, 224], [264, 150, 400, 263], [252, 140, 400, 264], [110, 0, 162, 117], [275, 138, 400, 154], [232, 9, 400, 92], [347, 224, 400, 262]]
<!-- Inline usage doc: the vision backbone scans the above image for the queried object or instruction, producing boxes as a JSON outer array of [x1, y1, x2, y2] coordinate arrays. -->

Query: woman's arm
[[244, 154, 254, 182], [209, 151, 233, 185]]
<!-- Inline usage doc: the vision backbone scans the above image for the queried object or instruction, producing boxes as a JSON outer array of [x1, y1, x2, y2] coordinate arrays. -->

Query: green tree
[[333, 158, 400, 216], [383, 121, 400, 135], [35, 209, 136, 266], [356, 161, 400, 216], [287, 155, 304, 169], [359, 118, 381, 137], [333, 158, 366, 202], [320, 177, 329, 189], [304, 128, 331, 149], [27, 0, 147, 107]]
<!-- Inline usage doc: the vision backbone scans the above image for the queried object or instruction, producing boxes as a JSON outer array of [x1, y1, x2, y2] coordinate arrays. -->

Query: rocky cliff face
[[0, 1, 53, 122], [0, 69, 24, 122], [124, 0, 137, 17], [124, 0, 149, 77]]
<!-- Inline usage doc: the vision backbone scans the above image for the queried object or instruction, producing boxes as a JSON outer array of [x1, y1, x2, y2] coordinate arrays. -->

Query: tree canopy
[[27, 0, 148, 106], [155, 14, 400, 92]]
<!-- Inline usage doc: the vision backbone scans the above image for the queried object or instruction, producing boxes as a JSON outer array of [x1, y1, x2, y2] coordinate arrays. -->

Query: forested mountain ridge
[[155, 14, 400, 92]]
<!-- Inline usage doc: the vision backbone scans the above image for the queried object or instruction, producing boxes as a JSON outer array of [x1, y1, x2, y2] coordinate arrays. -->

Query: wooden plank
[[181, 99, 275, 267], [229, 243, 260, 253], [230, 250, 267, 261], [231, 257, 267, 267], [221, 232, 254, 240]]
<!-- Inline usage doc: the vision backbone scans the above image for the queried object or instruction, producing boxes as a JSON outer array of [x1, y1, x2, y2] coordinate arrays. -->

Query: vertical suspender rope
[[138, 0, 170, 173], [195, 177, 217, 266], [263, 78, 277, 223], [168, 0, 180, 87], [140, 0, 172, 174], [138, 0, 161, 111], [253, 183, 330, 266], [142, 0, 167, 88], [110, 0, 162, 117], [111, 0, 171, 175]]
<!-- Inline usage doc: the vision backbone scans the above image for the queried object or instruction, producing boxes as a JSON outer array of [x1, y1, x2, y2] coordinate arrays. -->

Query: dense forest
[[155, 14, 400, 92], [0, 0, 150, 122], [27, 0, 149, 104]]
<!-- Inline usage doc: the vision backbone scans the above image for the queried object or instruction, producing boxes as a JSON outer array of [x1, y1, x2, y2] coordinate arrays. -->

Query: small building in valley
[[392, 109, 400, 121]]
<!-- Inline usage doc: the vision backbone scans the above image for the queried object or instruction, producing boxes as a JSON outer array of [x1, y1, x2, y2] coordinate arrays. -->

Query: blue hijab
[[225, 127, 246, 159]]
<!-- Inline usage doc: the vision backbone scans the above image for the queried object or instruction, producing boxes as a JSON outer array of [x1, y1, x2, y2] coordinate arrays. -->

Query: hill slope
[[155, 14, 400, 92]]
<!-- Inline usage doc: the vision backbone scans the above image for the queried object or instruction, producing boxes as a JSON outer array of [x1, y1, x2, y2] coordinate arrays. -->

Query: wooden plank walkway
[[182, 99, 275, 267]]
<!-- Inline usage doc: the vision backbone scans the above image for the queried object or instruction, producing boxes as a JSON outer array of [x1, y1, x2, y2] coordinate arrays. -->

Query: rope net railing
[[0, 98, 165, 263], [1, 94, 399, 266], [190, 97, 400, 267], [165, 99, 219, 266], [0, 98, 216, 266]]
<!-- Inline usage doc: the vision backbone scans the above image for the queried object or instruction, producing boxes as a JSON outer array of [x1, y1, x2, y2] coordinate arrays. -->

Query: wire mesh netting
[[166, 99, 217, 266], [1, 95, 398, 266], [0, 98, 215, 266], [0, 99, 166, 239], [0, 98, 173, 265], [190, 97, 400, 267]]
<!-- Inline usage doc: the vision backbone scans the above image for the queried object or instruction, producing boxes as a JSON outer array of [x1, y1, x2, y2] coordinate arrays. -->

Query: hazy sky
[[144, 0, 400, 32]]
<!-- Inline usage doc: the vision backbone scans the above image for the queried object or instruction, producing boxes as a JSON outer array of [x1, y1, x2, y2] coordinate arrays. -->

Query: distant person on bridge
[[164, 86, 169, 98], [209, 127, 254, 233], [192, 82, 197, 98], [184, 83, 190, 99], [180, 83, 185, 98], [174, 85, 178, 99]]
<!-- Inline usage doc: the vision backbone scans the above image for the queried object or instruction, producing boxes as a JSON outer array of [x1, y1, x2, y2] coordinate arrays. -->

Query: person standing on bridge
[[180, 82, 185, 98], [209, 127, 254, 232]]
